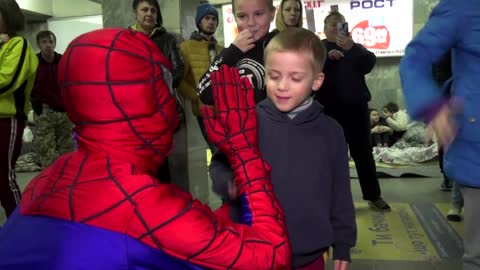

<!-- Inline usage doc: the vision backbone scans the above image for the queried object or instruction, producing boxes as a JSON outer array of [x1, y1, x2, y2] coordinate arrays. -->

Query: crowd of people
[[0, 0, 478, 269]]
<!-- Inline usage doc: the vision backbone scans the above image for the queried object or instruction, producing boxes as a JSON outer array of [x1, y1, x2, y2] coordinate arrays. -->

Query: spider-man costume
[[0, 28, 290, 270]]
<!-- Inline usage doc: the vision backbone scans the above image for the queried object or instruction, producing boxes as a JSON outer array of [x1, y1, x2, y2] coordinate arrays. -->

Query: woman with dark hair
[[130, 0, 184, 89], [0, 0, 38, 218], [130, 0, 185, 183], [275, 0, 303, 32]]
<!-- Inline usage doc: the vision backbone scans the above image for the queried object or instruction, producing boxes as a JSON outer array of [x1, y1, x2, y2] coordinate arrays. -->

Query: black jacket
[[150, 27, 184, 89], [31, 52, 63, 115], [316, 40, 376, 106], [197, 31, 277, 105]]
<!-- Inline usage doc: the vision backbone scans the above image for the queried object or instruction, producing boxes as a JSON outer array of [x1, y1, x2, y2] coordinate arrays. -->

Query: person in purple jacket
[[211, 28, 356, 270]]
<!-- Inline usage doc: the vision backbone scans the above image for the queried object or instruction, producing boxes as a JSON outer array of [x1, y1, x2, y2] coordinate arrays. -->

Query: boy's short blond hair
[[264, 28, 326, 73]]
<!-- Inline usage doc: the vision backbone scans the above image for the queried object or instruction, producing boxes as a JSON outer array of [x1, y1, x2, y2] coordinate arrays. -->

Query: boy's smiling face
[[234, 0, 275, 42], [265, 50, 324, 112]]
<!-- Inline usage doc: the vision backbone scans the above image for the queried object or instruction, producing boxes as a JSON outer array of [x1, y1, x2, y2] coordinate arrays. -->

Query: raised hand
[[232, 29, 256, 53], [201, 65, 266, 193], [201, 65, 258, 159], [336, 34, 354, 51]]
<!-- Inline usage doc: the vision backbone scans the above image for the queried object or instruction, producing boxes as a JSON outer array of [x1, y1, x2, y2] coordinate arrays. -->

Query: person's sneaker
[[368, 198, 391, 212], [440, 177, 452, 191], [447, 208, 462, 222]]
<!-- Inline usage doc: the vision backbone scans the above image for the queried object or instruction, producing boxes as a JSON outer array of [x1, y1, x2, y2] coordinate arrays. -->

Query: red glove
[[202, 65, 257, 154], [202, 65, 267, 192]]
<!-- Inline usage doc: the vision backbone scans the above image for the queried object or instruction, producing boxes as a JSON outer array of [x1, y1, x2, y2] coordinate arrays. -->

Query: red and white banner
[[222, 0, 413, 57]]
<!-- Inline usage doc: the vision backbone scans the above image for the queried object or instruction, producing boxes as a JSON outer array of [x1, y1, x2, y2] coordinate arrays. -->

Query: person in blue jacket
[[399, 1, 480, 269]]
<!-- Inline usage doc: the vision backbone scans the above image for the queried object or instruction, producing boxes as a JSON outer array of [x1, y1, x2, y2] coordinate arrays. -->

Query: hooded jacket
[[0, 36, 39, 119], [0, 28, 290, 270], [210, 98, 357, 267], [400, 0, 480, 187]]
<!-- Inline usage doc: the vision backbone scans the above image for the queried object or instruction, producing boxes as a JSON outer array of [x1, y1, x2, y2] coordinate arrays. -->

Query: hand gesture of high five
[[202, 65, 258, 164]]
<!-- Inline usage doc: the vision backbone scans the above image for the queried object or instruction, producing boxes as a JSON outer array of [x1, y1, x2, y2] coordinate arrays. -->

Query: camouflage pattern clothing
[[33, 106, 73, 169]]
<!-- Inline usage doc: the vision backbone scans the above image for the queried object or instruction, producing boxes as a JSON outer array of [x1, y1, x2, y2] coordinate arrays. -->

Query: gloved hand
[[201, 65, 258, 161], [201, 65, 266, 192]]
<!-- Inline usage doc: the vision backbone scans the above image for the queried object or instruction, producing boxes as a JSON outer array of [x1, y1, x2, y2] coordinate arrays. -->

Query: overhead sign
[[222, 0, 413, 57]]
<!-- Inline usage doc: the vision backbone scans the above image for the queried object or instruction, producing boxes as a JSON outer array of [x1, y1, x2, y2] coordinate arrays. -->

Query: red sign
[[351, 20, 390, 49], [304, 0, 325, 9]]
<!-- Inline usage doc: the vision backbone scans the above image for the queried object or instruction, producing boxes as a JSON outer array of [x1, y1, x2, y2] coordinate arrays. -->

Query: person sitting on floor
[[382, 102, 411, 145], [370, 108, 392, 147]]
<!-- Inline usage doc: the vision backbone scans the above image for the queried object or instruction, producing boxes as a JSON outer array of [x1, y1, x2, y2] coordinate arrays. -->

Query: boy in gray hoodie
[[211, 28, 356, 270]]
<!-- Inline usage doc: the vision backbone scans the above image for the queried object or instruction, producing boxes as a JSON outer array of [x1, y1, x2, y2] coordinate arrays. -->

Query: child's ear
[[311, 72, 325, 92]]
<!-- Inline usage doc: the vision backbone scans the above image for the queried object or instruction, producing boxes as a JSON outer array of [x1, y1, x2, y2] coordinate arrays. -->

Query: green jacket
[[0, 36, 39, 119]]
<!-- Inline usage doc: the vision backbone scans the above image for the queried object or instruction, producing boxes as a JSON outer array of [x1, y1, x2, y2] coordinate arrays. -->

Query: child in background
[[211, 28, 356, 270], [197, 0, 279, 204], [197, 0, 277, 105], [382, 102, 411, 144], [370, 108, 392, 147]]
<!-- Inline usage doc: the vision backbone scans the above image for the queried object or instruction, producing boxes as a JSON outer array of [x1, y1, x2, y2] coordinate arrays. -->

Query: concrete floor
[[0, 102, 463, 269], [1, 172, 462, 270]]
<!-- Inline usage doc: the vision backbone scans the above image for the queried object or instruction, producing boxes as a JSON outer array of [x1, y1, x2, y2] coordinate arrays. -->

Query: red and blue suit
[[0, 28, 290, 270]]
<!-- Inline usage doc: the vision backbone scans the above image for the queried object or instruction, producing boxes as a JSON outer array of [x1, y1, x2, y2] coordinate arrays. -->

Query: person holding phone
[[337, 22, 349, 38], [315, 11, 391, 211]]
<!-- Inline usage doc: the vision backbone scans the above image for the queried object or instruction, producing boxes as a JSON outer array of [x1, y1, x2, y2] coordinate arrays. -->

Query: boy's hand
[[233, 30, 256, 53], [328, 49, 344, 60]]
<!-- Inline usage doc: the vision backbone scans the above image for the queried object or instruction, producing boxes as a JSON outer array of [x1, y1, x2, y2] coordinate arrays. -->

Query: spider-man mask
[[58, 28, 179, 174]]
